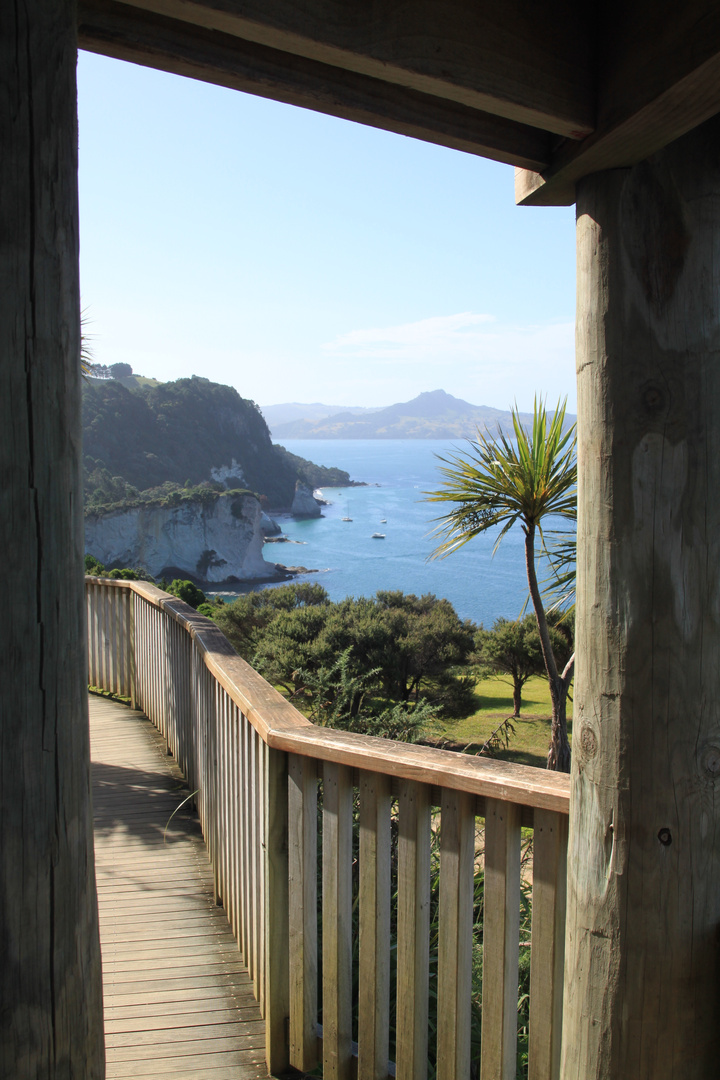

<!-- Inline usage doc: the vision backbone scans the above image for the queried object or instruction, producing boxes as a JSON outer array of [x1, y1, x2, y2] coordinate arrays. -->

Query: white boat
[[371, 532, 386, 539]]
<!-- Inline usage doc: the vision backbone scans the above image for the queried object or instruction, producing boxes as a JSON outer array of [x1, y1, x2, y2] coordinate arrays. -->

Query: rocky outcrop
[[85, 492, 280, 582], [291, 482, 322, 518], [210, 459, 245, 486], [260, 511, 282, 536]]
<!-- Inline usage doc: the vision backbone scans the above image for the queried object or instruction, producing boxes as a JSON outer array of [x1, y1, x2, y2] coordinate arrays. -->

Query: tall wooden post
[[1, 2, 105, 1076], [564, 115, 720, 1077]]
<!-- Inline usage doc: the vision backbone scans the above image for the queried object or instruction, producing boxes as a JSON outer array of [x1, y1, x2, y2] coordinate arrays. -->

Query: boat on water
[[342, 516, 353, 522], [380, 518, 387, 523], [371, 532, 386, 539]]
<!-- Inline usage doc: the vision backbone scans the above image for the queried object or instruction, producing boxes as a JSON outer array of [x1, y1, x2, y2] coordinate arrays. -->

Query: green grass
[[425, 674, 573, 769]]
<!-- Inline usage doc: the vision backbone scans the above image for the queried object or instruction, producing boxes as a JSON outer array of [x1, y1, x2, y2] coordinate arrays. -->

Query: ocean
[[215, 439, 537, 628]]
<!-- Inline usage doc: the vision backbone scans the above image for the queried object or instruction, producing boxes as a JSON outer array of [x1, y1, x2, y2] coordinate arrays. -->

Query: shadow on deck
[[90, 694, 269, 1080]]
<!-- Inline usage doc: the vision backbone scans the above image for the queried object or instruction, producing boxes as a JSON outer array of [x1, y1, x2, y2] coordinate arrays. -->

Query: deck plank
[[90, 694, 268, 1079]]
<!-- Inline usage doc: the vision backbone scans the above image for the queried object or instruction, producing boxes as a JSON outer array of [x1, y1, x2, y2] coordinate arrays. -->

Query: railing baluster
[[396, 780, 431, 1080], [250, 724, 260, 994], [112, 585, 119, 693], [437, 789, 475, 1080], [481, 798, 522, 1080], [100, 580, 109, 691], [219, 691, 229, 920], [86, 584, 94, 687], [258, 736, 267, 1016], [240, 711, 250, 965], [229, 701, 239, 938], [358, 770, 391, 1080], [322, 762, 354, 1080], [265, 745, 290, 1073], [529, 809, 567, 1080], [288, 752, 319, 1072]]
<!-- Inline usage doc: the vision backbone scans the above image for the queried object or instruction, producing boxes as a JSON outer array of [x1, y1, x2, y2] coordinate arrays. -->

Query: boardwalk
[[90, 695, 269, 1079]]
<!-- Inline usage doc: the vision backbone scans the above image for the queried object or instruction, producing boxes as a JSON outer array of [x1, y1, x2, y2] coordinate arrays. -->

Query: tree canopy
[[214, 585, 476, 739], [426, 398, 576, 771]]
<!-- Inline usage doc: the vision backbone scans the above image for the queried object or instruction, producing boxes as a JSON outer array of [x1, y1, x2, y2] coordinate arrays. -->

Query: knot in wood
[[579, 723, 598, 759], [657, 827, 672, 846], [642, 383, 665, 415], [700, 744, 720, 780]]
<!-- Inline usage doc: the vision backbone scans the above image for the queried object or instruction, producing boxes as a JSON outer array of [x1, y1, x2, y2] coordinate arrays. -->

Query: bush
[[196, 602, 218, 618], [165, 579, 207, 610]]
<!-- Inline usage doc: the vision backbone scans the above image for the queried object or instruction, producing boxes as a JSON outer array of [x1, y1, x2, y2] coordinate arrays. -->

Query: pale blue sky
[[77, 50, 577, 411]]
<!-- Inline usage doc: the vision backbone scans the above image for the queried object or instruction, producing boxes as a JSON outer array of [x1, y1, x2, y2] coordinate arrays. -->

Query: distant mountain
[[261, 401, 378, 433], [269, 390, 574, 440]]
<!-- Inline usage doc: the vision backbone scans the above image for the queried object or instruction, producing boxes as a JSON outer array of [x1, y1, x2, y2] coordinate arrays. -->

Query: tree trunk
[[512, 677, 522, 717], [563, 115, 720, 1078], [0, 2, 105, 1076], [524, 525, 570, 771], [545, 676, 570, 773]]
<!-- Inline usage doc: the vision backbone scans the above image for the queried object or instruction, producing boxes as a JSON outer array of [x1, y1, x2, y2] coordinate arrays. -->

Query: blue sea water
[[244, 439, 533, 628]]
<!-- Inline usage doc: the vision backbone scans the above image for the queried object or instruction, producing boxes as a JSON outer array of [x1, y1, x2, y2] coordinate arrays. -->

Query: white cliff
[[85, 492, 278, 582]]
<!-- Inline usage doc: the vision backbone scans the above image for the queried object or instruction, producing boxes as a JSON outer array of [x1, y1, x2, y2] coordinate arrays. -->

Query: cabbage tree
[[427, 399, 576, 771]]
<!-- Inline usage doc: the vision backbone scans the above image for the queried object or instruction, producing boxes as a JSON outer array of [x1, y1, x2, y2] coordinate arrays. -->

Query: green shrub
[[165, 579, 207, 610], [196, 602, 218, 618]]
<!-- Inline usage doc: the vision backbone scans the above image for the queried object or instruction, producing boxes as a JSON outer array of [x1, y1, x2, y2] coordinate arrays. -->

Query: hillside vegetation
[[82, 375, 350, 512]]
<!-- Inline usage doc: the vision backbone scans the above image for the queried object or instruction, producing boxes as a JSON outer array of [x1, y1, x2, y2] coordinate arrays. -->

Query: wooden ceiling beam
[[93, 0, 595, 140], [517, 0, 720, 206], [78, 0, 553, 171]]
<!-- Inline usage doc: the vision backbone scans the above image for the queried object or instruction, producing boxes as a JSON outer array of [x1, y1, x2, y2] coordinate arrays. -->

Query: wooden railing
[[86, 577, 570, 1080]]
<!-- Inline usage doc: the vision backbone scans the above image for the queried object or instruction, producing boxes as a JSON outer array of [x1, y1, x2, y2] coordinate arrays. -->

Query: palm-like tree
[[426, 398, 577, 771]]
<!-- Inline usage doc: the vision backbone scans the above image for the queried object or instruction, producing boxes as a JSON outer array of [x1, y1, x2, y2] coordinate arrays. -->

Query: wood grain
[[528, 810, 566, 1080], [566, 119, 720, 1076], [358, 771, 391, 1080], [78, 0, 592, 138], [264, 746, 290, 1073], [322, 762, 354, 1080], [481, 799, 521, 1080], [437, 790, 475, 1080], [90, 694, 268, 1078], [395, 781, 431, 1080], [1, 3, 105, 1074], [288, 753, 319, 1072]]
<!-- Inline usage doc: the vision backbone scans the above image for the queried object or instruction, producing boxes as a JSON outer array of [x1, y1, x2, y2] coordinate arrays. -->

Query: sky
[[77, 50, 577, 412]]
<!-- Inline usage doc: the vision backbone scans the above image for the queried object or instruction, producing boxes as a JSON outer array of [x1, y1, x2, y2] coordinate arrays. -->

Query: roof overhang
[[77, 0, 720, 206]]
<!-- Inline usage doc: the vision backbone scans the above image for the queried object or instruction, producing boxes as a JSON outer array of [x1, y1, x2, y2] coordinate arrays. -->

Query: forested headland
[[82, 373, 352, 514]]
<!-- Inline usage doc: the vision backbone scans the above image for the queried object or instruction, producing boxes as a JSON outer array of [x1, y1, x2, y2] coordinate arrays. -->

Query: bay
[[252, 439, 533, 627]]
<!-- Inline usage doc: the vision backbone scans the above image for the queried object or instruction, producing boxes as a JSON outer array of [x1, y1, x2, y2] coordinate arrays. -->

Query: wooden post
[[0, 1, 105, 1076], [565, 115, 720, 1077]]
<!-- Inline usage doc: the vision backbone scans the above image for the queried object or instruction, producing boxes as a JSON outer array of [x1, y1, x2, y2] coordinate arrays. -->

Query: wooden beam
[[91, 0, 594, 139], [1, 0, 105, 1073], [78, 0, 552, 171], [565, 114, 720, 1077], [517, 0, 720, 205]]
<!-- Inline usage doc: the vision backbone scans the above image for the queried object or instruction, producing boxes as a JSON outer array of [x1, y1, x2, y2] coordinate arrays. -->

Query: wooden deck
[[90, 694, 269, 1079]]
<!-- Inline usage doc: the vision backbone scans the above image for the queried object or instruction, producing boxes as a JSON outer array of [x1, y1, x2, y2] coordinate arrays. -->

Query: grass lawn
[[424, 674, 573, 770]]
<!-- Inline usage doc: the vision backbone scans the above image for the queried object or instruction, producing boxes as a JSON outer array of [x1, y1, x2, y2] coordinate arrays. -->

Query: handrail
[[86, 577, 569, 815], [86, 576, 568, 1080]]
